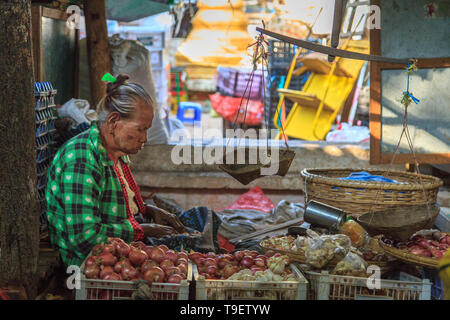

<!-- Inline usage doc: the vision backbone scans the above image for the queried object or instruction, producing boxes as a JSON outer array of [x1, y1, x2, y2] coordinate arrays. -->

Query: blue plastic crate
[[422, 267, 444, 300]]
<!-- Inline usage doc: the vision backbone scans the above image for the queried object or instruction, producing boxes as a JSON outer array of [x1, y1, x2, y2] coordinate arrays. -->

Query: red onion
[[206, 265, 217, 276], [233, 251, 245, 261], [115, 242, 131, 258], [148, 246, 165, 263], [177, 252, 188, 261], [103, 272, 122, 281], [240, 256, 254, 268], [167, 274, 183, 284], [121, 266, 138, 281], [143, 267, 165, 284], [160, 259, 175, 271], [98, 252, 117, 266], [203, 258, 216, 268], [129, 248, 148, 266], [165, 266, 181, 277], [99, 266, 114, 279], [85, 256, 99, 268], [417, 240, 430, 249], [218, 259, 230, 269], [158, 245, 169, 254], [114, 259, 131, 274], [141, 260, 159, 273], [253, 258, 266, 267], [102, 244, 116, 256], [84, 265, 100, 279], [165, 250, 178, 263]]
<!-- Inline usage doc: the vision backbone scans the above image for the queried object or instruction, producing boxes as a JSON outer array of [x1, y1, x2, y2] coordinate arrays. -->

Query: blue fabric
[[338, 171, 399, 183]]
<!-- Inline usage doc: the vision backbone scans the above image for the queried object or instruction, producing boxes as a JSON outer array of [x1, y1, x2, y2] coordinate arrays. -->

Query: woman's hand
[[145, 204, 186, 233], [141, 223, 178, 238]]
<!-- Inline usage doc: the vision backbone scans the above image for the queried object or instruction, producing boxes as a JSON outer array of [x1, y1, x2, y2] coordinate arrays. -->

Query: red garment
[[221, 186, 274, 213], [111, 159, 146, 241], [218, 187, 275, 252]]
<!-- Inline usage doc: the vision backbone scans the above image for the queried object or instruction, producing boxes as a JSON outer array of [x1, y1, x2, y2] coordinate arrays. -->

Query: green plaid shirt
[[46, 122, 144, 266]]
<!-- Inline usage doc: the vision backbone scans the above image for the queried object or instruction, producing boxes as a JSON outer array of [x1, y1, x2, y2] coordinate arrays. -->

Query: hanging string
[[367, 59, 431, 226]]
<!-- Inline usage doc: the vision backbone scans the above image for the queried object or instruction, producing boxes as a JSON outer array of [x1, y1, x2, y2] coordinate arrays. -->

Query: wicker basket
[[378, 239, 445, 270], [301, 168, 443, 217], [357, 205, 440, 241]]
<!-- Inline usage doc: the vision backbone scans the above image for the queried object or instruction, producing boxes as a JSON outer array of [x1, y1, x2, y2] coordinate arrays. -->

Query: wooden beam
[[31, 4, 43, 82], [378, 57, 450, 70], [42, 6, 67, 20], [83, 0, 111, 107], [380, 153, 450, 164]]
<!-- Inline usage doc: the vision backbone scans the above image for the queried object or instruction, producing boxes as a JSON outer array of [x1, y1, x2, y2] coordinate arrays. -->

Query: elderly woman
[[45, 74, 213, 267]]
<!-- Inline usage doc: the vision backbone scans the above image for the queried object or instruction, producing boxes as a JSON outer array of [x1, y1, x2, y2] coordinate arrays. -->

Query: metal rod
[[330, 0, 346, 62], [256, 27, 412, 64]]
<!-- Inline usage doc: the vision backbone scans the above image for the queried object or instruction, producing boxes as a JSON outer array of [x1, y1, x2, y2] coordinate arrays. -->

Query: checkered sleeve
[[60, 161, 135, 260]]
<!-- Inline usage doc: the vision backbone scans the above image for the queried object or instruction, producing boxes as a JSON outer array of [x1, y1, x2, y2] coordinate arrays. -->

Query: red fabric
[[209, 93, 263, 125], [218, 187, 275, 253], [221, 186, 274, 213], [111, 159, 145, 241], [218, 234, 235, 253]]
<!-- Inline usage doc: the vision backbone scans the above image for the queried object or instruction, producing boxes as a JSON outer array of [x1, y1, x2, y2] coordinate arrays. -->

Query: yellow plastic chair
[[273, 40, 369, 140]]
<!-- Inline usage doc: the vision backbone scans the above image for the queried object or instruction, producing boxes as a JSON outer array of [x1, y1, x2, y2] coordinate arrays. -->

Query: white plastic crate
[[194, 264, 308, 300], [305, 270, 432, 300], [76, 263, 192, 300]]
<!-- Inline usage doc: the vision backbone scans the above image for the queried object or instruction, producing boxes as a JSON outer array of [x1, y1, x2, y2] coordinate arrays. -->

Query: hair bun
[[106, 74, 130, 95]]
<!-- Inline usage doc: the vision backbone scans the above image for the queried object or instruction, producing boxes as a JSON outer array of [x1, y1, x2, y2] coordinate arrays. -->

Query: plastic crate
[[76, 263, 192, 300], [194, 264, 308, 300], [422, 267, 444, 300], [267, 40, 298, 70], [217, 67, 264, 100], [305, 271, 431, 300]]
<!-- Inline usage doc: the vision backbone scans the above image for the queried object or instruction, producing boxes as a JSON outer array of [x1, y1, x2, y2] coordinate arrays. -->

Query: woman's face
[[111, 100, 154, 155]]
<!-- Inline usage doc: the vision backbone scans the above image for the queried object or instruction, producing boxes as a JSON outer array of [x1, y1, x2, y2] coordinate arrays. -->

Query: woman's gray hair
[[96, 74, 154, 124]]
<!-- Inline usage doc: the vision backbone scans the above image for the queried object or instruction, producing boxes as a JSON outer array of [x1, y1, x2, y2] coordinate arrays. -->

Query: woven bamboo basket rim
[[378, 239, 443, 269], [301, 168, 443, 191], [260, 239, 342, 266], [260, 240, 306, 262]]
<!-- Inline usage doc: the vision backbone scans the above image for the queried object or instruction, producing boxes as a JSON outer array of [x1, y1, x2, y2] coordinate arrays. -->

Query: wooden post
[[0, 0, 40, 299], [83, 0, 111, 107]]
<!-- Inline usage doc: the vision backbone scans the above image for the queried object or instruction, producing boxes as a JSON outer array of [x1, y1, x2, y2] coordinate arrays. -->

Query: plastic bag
[[332, 252, 368, 277], [293, 235, 313, 252], [339, 219, 369, 248], [305, 235, 349, 268], [57, 98, 98, 128], [325, 123, 370, 143]]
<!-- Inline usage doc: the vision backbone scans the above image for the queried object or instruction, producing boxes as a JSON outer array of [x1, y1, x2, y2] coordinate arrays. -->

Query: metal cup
[[304, 200, 346, 232]]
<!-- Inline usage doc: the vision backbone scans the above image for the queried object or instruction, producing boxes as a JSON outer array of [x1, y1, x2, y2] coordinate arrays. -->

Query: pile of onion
[[188, 249, 284, 280], [82, 238, 188, 286]]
